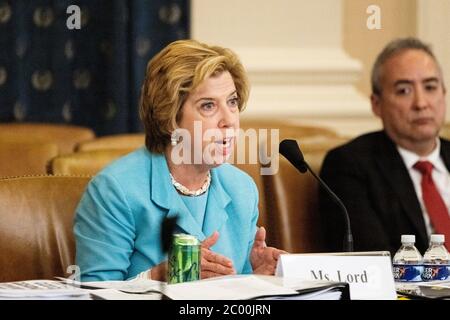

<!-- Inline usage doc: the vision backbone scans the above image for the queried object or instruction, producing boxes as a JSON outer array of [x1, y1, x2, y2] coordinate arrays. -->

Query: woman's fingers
[[202, 247, 233, 267], [252, 226, 267, 249], [202, 259, 236, 275], [201, 248, 236, 277]]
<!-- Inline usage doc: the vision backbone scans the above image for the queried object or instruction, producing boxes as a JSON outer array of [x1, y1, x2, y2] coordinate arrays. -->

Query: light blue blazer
[[74, 147, 259, 281]]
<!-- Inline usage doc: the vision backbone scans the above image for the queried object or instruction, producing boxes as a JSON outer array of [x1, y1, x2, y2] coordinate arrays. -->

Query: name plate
[[275, 253, 397, 300]]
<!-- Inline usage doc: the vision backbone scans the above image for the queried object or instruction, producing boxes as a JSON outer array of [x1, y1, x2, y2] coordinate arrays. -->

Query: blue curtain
[[0, 0, 189, 135]]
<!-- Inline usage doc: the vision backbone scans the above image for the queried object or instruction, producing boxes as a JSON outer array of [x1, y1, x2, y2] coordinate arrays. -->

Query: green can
[[167, 233, 201, 284]]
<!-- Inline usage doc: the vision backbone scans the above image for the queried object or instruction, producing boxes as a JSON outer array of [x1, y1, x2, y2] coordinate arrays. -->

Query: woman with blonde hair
[[74, 39, 283, 281]]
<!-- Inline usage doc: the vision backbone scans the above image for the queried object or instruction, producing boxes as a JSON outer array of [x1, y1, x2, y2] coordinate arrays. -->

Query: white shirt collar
[[397, 138, 446, 173]]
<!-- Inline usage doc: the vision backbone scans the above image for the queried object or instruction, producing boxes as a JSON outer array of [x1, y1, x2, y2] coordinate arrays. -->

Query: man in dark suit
[[319, 38, 450, 255]]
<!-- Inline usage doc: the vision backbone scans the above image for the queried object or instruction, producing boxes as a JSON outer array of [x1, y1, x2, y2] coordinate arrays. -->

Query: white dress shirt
[[397, 139, 450, 237]]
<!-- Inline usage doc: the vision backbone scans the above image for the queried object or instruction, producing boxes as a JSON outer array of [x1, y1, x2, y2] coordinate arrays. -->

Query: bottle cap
[[401, 234, 415, 243], [430, 234, 445, 243]]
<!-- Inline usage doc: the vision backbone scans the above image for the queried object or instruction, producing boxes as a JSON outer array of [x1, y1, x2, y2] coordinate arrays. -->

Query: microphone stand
[[303, 161, 354, 252], [279, 139, 353, 252]]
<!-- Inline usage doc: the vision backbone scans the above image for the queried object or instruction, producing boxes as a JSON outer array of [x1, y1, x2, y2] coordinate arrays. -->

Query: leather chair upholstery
[[0, 123, 95, 155], [0, 175, 91, 282], [240, 119, 337, 141], [0, 141, 58, 178], [441, 123, 450, 140], [49, 149, 134, 176], [76, 133, 145, 152], [299, 136, 350, 153]]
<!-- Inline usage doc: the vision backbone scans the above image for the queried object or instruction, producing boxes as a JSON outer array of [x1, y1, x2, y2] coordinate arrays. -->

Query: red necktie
[[413, 161, 450, 250]]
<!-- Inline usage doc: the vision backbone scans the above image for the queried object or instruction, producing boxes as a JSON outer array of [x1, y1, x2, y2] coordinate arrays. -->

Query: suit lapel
[[150, 153, 205, 241], [440, 138, 450, 171], [375, 132, 428, 244]]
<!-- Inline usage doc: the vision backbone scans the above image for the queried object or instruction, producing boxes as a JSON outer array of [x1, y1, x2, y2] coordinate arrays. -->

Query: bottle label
[[392, 264, 424, 282], [421, 264, 450, 281]]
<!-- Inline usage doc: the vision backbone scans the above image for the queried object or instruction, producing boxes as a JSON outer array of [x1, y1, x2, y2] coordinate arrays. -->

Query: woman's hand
[[250, 226, 287, 275], [201, 231, 236, 279]]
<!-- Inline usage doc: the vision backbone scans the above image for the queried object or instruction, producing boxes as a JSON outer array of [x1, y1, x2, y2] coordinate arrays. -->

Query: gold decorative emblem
[[0, 3, 12, 24], [33, 7, 54, 28], [31, 70, 53, 91]]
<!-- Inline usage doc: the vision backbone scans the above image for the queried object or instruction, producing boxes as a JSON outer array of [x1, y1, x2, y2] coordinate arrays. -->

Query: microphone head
[[279, 139, 308, 173]]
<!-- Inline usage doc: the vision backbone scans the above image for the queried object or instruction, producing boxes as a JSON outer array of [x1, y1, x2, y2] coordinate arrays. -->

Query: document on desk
[[258, 287, 342, 300], [163, 275, 346, 300], [261, 276, 347, 300], [396, 279, 450, 299], [89, 289, 164, 300], [164, 275, 297, 300], [47, 275, 347, 300], [77, 278, 163, 293], [56, 276, 166, 299], [0, 280, 90, 299], [419, 280, 450, 299]]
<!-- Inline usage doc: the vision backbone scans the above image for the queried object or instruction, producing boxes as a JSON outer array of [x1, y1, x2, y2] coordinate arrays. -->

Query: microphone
[[279, 139, 353, 252]]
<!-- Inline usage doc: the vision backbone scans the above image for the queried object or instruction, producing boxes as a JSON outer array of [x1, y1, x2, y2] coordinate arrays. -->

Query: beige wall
[[418, 0, 450, 118], [343, 0, 417, 98], [192, 1, 450, 135], [191, 0, 342, 48], [192, 0, 373, 138]]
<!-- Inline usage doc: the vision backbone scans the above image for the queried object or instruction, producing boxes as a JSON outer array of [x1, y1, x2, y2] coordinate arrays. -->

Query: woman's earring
[[171, 132, 178, 146]]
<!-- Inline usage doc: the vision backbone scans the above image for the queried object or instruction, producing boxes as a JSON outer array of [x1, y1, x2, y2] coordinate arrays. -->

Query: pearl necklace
[[170, 171, 211, 196]]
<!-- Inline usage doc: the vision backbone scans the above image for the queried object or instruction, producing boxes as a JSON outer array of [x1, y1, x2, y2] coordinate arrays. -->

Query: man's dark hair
[[371, 37, 442, 96]]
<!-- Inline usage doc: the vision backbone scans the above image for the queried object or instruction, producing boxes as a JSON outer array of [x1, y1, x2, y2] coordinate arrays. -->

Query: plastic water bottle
[[421, 234, 450, 281], [392, 235, 424, 282]]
